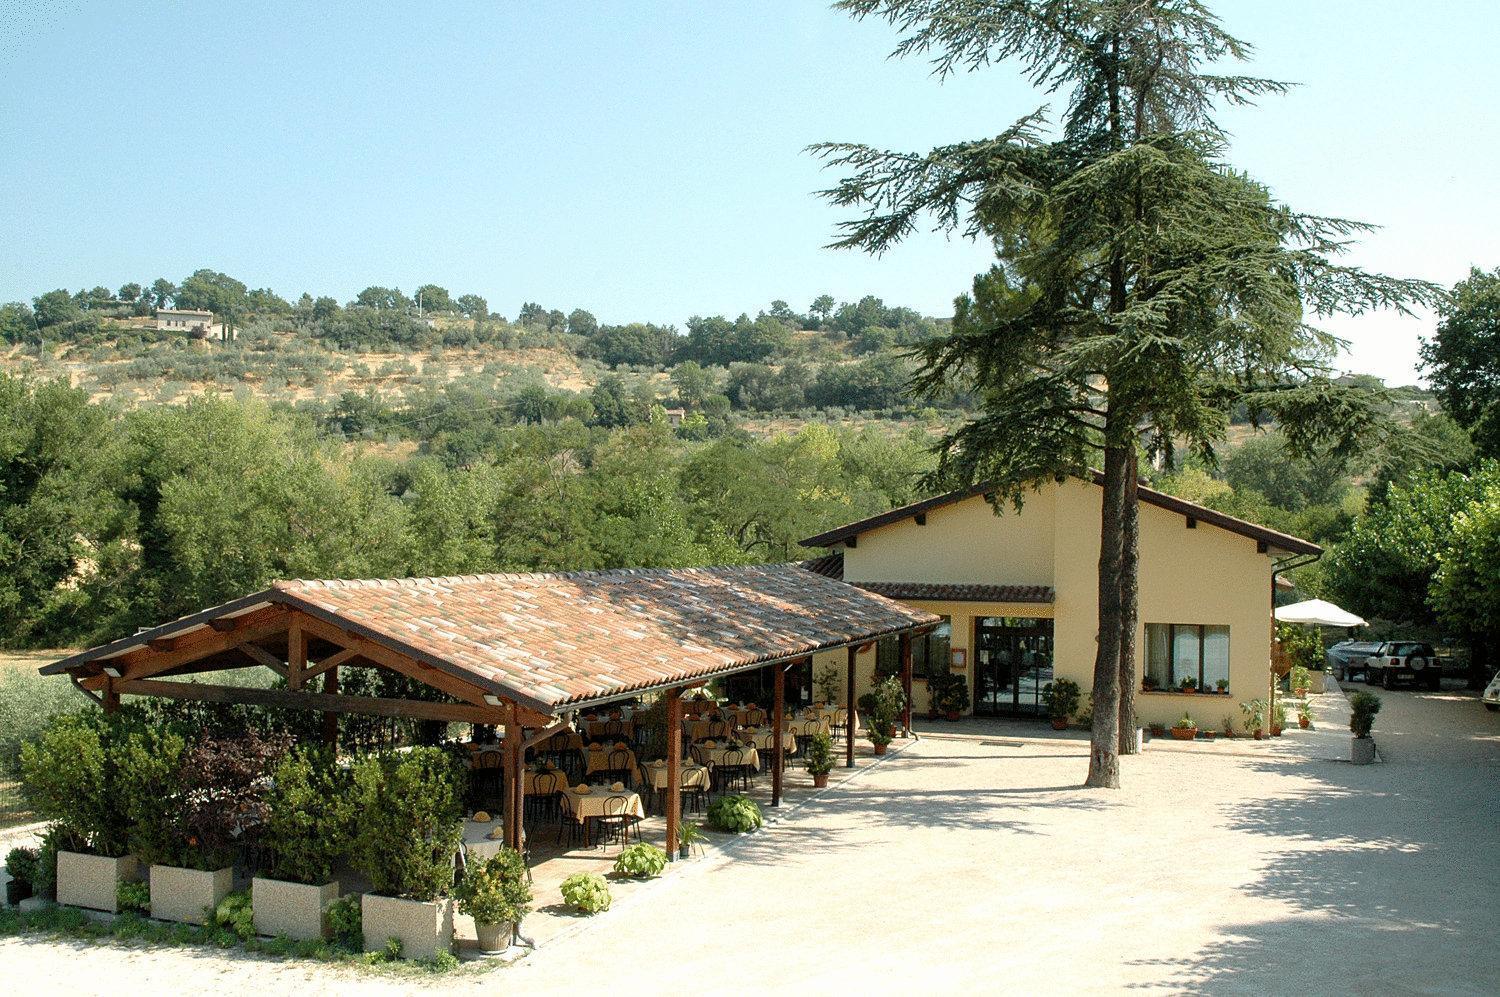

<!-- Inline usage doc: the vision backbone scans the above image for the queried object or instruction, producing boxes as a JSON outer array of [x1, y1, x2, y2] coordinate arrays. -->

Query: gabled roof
[[798, 552, 1053, 604], [46, 565, 939, 713], [799, 473, 1321, 557]]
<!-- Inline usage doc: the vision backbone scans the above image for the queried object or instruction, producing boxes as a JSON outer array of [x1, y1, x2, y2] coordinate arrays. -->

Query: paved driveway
[[5, 686, 1497, 995]]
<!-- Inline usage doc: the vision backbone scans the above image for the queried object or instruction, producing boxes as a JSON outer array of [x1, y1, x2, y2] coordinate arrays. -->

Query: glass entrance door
[[973, 617, 1054, 716]]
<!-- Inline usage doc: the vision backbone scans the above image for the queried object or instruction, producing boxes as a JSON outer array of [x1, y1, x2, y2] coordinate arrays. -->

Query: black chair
[[594, 793, 642, 851], [594, 748, 634, 787], [680, 765, 707, 814], [526, 771, 561, 824], [713, 748, 753, 794]]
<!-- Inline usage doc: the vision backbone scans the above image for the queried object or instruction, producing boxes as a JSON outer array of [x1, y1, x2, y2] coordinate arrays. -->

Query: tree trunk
[[1086, 443, 1127, 788], [1117, 450, 1140, 754]]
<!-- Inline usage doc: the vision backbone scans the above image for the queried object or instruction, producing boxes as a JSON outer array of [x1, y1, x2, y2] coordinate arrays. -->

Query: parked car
[[1364, 641, 1441, 690], [1483, 671, 1500, 712], [1327, 640, 1382, 682]]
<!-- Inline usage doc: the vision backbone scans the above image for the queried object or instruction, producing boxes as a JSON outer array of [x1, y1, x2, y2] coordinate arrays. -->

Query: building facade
[[800, 475, 1320, 731], [155, 309, 221, 338]]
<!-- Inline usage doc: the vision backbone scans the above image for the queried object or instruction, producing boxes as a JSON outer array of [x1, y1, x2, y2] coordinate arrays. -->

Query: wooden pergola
[[45, 566, 937, 859]]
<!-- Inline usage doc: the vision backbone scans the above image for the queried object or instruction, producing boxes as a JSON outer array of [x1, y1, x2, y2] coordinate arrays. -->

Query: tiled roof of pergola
[[46, 565, 939, 713]]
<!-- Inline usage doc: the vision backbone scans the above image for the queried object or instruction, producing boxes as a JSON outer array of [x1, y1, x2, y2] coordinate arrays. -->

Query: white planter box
[[56, 851, 140, 913], [1351, 737, 1376, 765], [362, 893, 453, 962], [252, 877, 339, 941], [150, 864, 234, 925]]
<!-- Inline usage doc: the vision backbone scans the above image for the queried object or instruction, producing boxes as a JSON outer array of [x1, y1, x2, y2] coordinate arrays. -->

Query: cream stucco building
[[797, 475, 1320, 731]]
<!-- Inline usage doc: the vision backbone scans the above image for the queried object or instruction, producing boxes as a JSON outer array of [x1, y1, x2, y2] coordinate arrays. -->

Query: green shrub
[[803, 731, 834, 777], [455, 848, 533, 925], [927, 672, 970, 714], [1240, 698, 1266, 733], [263, 747, 355, 884], [32, 826, 62, 898], [1349, 691, 1382, 738], [352, 748, 464, 901], [116, 724, 188, 866], [212, 890, 255, 941], [4, 847, 37, 886], [612, 843, 667, 879], [1043, 678, 1081, 722], [19, 711, 141, 856], [707, 794, 763, 834], [325, 893, 362, 951], [559, 872, 611, 915], [116, 880, 150, 914]]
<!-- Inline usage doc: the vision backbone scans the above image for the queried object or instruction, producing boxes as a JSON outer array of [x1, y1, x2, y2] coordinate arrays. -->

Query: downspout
[[1270, 552, 1321, 730]]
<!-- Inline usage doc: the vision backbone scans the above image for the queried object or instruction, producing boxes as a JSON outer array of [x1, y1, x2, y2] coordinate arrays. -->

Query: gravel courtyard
[[5, 681, 1496, 995]]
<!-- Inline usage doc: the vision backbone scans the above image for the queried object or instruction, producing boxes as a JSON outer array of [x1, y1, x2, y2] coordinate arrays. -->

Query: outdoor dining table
[[559, 785, 645, 847], [524, 767, 567, 794], [735, 727, 790, 752], [785, 715, 832, 737], [642, 760, 711, 790], [693, 743, 761, 770], [583, 743, 638, 778], [460, 817, 509, 863], [583, 718, 635, 739]]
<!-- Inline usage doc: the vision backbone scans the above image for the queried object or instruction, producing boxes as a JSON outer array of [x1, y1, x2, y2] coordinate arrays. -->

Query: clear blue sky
[[2, 1, 1495, 385]]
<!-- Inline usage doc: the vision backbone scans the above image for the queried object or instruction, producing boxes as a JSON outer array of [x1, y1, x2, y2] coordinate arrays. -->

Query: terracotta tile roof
[[47, 565, 939, 713], [798, 551, 844, 578], [851, 581, 1054, 604]]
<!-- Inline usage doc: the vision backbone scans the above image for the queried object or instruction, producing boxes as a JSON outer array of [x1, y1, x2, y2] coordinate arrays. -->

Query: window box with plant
[[1044, 678, 1081, 731], [1170, 712, 1198, 740], [455, 847, 532, 954], [1349, 691, 1381, 765], [20, 712, 147, 914], [354, 747, 465, 961], [804, 730, 834, 788], [253, 747, 356, 941], [1179, 676, 1198, 694]]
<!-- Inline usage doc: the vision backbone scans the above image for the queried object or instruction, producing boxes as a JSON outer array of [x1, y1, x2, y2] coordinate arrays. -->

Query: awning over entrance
[[1274, 598, 1367, 628]]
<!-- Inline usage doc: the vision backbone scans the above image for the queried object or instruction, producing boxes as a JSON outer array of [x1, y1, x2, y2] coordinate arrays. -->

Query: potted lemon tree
[[354, 748, 464, 961], [253, 747, 355, 941]]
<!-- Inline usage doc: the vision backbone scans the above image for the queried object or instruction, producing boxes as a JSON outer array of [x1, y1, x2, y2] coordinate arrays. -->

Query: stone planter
[[150, 864, 234, 925], [1308, 671, 1327, 694], [252, 877, 339, 941], [474, 920, 512, 954], [362, 893, 454, 962], [1351, 737, 1377, 765], [56, 851, 140, 913]]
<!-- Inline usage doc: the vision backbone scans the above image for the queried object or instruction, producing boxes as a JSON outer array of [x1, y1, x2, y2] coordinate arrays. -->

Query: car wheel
[[1381, 669, 1392, 689]]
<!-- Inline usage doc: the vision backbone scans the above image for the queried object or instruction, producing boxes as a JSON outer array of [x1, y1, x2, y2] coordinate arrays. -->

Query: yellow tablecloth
[[642, 761, 711, 790], [584, 746, 638, 776], [537, 731, 585, 752], [735, 728, 790, 752], [694, 744, 760, 770], [584, 719, 635, 739], [524, 768, 567, 794], [785, 716, 832, 737], [560, 786, 645, 823]]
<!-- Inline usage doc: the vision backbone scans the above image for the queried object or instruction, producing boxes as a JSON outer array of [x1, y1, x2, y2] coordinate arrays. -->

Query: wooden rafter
[[114, 677, 511, 725], [237, 641, 288, 678]]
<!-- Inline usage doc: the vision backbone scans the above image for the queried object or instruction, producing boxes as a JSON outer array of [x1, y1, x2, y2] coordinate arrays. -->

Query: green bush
[[324, 893, 362, 950], [927, 673, 970, 714], [1043, 678, 1081, 722], [1349, 691, 1382, 739], [352, 748, 464, 901], [19, 711, 142, 856], [116, 725, 188, 866], [559, 872, 611, 915], [31, 826, 62, 898], [612, 843, 667, 879], [116, 880, 150, 914], [455, 848, 532, 926], [707, 794, 763, 834], [263, 748, 355, 884], [4, 847, 37, 886], [212, 890, 255, 941], [803, 730, 834, 776]]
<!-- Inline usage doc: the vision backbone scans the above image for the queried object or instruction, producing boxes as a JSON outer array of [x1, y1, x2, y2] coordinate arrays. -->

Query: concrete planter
[[1308, 671, 1327, 694], [252, 877, 339, 941], [150, 864, 234, 925], [361, 893, 454, 961], [56, 851, 140, 913], [1351, 737, 1377, 765], [474, 920, 513, 954]]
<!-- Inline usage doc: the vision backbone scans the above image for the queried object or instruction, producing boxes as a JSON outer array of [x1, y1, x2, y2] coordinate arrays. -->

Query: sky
[[2, 1, 1496, 386]]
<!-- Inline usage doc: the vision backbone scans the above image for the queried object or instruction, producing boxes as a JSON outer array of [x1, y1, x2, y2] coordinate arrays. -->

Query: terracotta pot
[[1253, 729, 1264, 740], [1294, 687, 1309, 698], [945, 711, 961, 721], [1050, 718, 1069, 731], [1169, 726, 1197, 741], [1298, 717, 1310, 729], [1200, 731, 1216, 741], [1182, 688, 1196, 695], [1271, 725, 1284, 737], [812, 773, 829, 788], [872, 742, 888, 756]]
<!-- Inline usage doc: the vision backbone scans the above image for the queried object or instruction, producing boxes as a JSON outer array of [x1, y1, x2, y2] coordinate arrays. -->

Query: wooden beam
[[321, 666, 339, 748], [208, 618, 239, 633], [102, 677, 119, 715], [503, 724, 525, 852], [287, 619, 306, 690], [147, 637, 178, 652], [114, 677, 511, 725], [237, 641, 288, 679], [899, 631, 913, 737], [914, 513, 926, 526], [1186, 516, 1198, 529], [302, 646, 358, 682], [522, 720, 571, 751], [845, 644, 857, 769], [665, 687, 682, 859], [772, 660, 785, 807], [81, 606, 293, 689]]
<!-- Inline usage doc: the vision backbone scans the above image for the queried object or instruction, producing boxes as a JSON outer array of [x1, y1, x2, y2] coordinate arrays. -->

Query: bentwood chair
[[680, 766, 707, 814], [595, 794, 641, 852], [526, 771, 561, 824], [714, 748, 753, 794], [555, 791, 586, 848]]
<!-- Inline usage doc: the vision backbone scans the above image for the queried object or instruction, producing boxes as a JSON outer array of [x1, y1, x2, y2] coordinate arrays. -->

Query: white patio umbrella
[[1274, 598, 1367, 628]]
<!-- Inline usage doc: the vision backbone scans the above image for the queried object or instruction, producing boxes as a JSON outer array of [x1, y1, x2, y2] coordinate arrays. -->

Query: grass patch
[[0, 903, 482, 977]]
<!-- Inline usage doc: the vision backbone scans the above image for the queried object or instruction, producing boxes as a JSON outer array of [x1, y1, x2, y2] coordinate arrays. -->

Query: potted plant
[[1215, 679, 1229, 695], [612, 842, 667, 880], [1044, 678, 1081, 731], [1179, 676, 1198, 694], [5, 847, 37, 906], [455, 847, 532, 954], [804, 731, 834, 788], [677, 823, 706, 860], [1270, 701, 1287, 737], [254, 747, 356, 941], [1240, 699, 1266, 740], [1297, 701, 1313, 730], [1142, 674, 1159, 692], [1221, 715, 1237, 739], [707, 795, 764, 834], [144, 730, 285, 925], [1169, 712, 1198, 740], [559, 872, 611, 915], [354, 747, 465, 961], [1147, 722, 1167, 738], [927, 673, 970, 720], [864, 676, 905, 754], [20, 712, 147, 913], [1290, 664, 1310, 698], [1349, 690, 1381, 764]]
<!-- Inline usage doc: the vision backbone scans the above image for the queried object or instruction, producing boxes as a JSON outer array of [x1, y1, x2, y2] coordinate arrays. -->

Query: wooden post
[[772, 661, 785, 807], [845, 644, 857, 768], [287, 619, 306, 691], [321, 666, 339, 749], [103, 677, 119, 715], [900, 631, 913, 736], [665, 687, 682, 859], [504, 723, 525, 852]]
